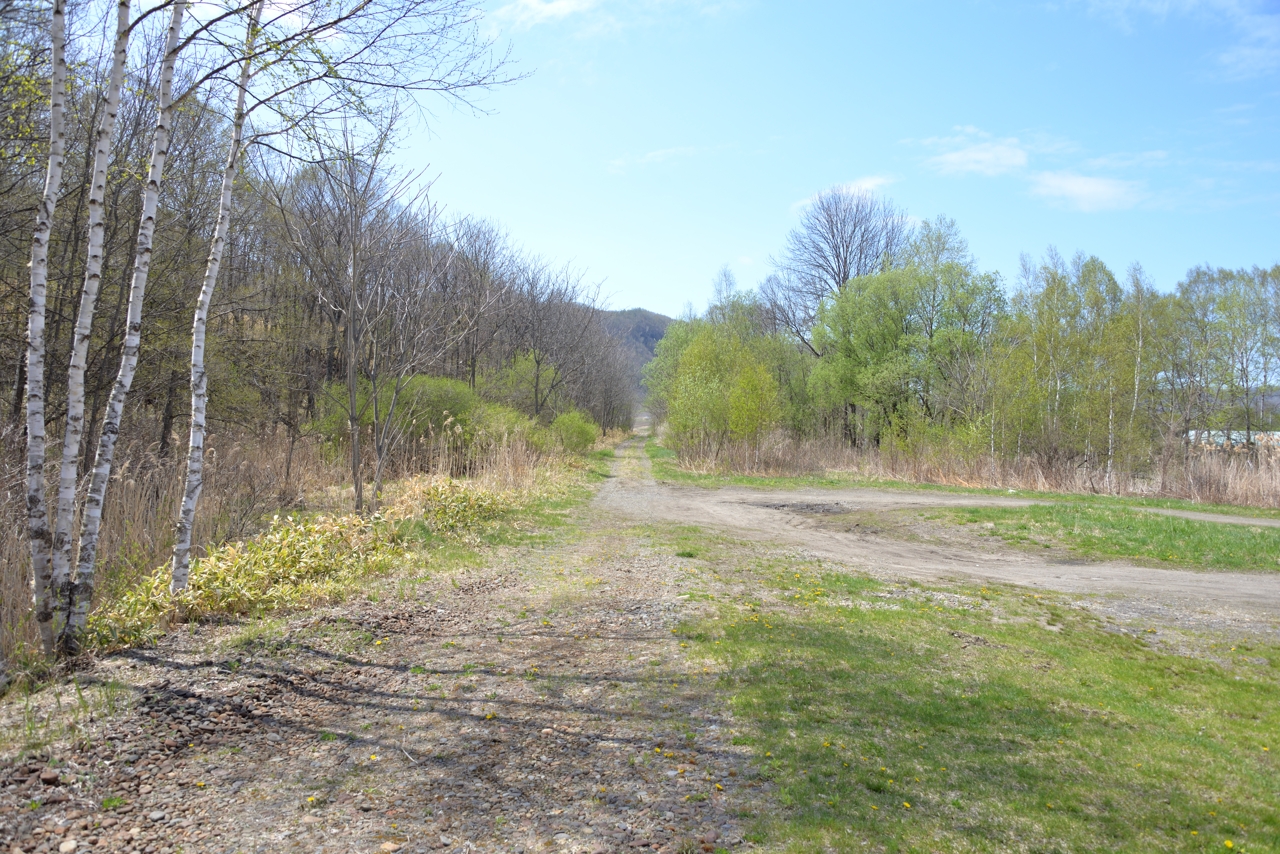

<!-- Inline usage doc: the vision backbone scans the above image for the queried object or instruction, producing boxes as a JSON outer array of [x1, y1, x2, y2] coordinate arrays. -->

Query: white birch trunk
[[52, 0, 132, 648], [169, 0, 261, 593], [69, 0, 187, 641], [27, 0, 68, 657]]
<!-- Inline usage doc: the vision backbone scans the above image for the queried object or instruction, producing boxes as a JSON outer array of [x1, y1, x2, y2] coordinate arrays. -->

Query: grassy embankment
[[81, 449, 617, 655], [646, 440, 1280, 572], [658, 526, 1280, 852]]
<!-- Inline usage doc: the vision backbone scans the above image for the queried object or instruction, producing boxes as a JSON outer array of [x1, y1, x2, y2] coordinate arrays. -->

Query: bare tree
[[25, 0, 67, 656], [52, 0, 135, 646], [763, 186, 910, 353], [166, 0, 264, 595], [70, 0, 188, 646]]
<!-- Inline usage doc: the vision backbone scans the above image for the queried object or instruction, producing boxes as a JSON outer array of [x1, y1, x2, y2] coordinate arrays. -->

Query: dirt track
[[598, 439, 1280, 636]]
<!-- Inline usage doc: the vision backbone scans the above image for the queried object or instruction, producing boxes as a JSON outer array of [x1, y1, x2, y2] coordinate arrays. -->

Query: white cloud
[[789, 176, 896, 212], [638, 146, 699, 164], [926, 140, 1028, 176], [493, 0, 598, 29], [1085, 150, 1169, 168], [839, 175, 896, 193], [1082, 0, 1280, 77], [608, 145, 705, 172], [1030, 171, 1144, 211]]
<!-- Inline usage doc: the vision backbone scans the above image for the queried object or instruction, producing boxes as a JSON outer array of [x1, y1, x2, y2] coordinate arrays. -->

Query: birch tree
[[50, 0, 133, 647], [26, 0, 67, 656], [70, 0, 188, 629]]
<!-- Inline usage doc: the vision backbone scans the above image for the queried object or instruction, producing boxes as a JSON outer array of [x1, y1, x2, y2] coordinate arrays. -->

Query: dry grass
[[0, 415, 560, 679], [672, 431, 1280, 509]]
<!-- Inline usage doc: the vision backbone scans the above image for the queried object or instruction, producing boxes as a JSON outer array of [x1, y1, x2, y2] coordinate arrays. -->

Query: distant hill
[[600, 308, 674, 394]]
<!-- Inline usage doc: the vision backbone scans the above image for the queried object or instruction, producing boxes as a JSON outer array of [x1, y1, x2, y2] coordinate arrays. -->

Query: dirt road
[[5, 438, 1280, 854], [598, 439, 1280, 634]]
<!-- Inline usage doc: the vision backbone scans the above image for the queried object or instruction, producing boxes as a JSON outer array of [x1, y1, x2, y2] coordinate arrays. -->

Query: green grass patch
[[944, 504, 1280, 572], [696, 569, 1280, 852]]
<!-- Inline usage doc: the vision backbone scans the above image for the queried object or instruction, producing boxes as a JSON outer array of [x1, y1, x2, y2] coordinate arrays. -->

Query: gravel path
[[0, 458, 759, 854]]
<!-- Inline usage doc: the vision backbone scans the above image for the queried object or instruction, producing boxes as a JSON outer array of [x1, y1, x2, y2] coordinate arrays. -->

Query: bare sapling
[[169, 0, 263, 594]]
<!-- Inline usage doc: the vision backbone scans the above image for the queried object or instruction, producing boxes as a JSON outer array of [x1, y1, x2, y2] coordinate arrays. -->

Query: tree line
[[647, 186, 1280, 494], [0, 0, 633, 676]]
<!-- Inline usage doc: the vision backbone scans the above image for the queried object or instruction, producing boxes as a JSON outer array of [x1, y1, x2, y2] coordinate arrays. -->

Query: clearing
[[2, 439, 1278, 853]]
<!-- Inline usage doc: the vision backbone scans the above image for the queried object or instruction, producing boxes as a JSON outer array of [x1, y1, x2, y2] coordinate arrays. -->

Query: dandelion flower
[[903, 802, 910, 808], [1225, 842, 1233, 849]]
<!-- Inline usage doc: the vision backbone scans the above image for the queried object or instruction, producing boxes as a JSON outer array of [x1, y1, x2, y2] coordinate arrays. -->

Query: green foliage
[[312, 376, 481, 443], [415, 479, 513, 536], [550, 409, 599, 454], [86, 476, 524, 651], [479, 351, 566, 419], [664, 323, 781, 461]]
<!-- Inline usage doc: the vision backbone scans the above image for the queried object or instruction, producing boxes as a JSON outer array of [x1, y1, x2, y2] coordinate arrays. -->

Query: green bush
[[551, 410, 599, 454], [311, 376, 481, 444]]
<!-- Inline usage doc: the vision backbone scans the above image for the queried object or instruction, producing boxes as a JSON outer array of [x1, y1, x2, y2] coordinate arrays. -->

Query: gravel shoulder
[[600, 443, 1280, 637]]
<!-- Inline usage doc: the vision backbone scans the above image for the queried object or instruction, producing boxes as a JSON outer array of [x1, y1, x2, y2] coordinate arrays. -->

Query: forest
[[646, 187, 1280, 503], [0, 0, 635, 680]]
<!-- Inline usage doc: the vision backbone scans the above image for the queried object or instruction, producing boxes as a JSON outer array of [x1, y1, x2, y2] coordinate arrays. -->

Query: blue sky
[[402, 0, 1280, 318]]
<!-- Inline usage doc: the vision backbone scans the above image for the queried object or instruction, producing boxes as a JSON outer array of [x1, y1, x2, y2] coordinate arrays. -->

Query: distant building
[[1185, 430, 1280, 448]]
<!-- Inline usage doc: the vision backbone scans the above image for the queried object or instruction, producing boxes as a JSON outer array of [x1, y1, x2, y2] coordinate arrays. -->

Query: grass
[[939, 503, 1280, 572], [645, 439, 1280, 521], [687, 561, 1280, 852]]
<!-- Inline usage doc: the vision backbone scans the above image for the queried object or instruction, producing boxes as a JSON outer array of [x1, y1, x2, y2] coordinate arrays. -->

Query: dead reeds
[[673, 431, 1280, 509]]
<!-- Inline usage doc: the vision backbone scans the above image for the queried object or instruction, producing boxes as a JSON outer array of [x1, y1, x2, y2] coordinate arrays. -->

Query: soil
[[4, 436, 1280, 854]]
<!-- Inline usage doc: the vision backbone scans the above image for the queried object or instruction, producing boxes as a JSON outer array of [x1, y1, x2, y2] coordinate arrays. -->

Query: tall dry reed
[[677, 431, 1280, 509], [0, 415, 547, 675]]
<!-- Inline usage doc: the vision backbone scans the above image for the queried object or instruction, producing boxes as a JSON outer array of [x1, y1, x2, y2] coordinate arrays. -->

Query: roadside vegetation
[[651, 438, 1280, 572], [645, 190, 1280, 511], [676, 546, 1280, 852]]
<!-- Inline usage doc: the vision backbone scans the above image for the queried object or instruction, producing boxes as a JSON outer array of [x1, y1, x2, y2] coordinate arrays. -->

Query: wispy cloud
[[1082, 0, 1280, 77], [1085, 150, 1169, 168], [1030, 171, 1145, 211], [608, 145, 704, 172], [638, 146, 699, 164], [927, 140, 1028, 176], [493, 0, 598, 29], [839, 175, 896, 193], [789, 176, 896, 212]]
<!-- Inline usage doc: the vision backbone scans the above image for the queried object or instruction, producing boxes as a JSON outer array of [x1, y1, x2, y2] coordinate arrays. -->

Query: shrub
[[414, 479, 513, 536], [87, 513, 398, 651], [551, 410, 599, 455]]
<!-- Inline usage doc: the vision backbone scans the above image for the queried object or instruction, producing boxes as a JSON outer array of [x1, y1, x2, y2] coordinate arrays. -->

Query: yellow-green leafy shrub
[[414, 479, 513, 536], [88, 513, 399, 651]]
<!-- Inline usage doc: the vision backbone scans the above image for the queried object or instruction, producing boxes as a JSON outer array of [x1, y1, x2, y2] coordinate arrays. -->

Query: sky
[[399, 0, 1280, 318]]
